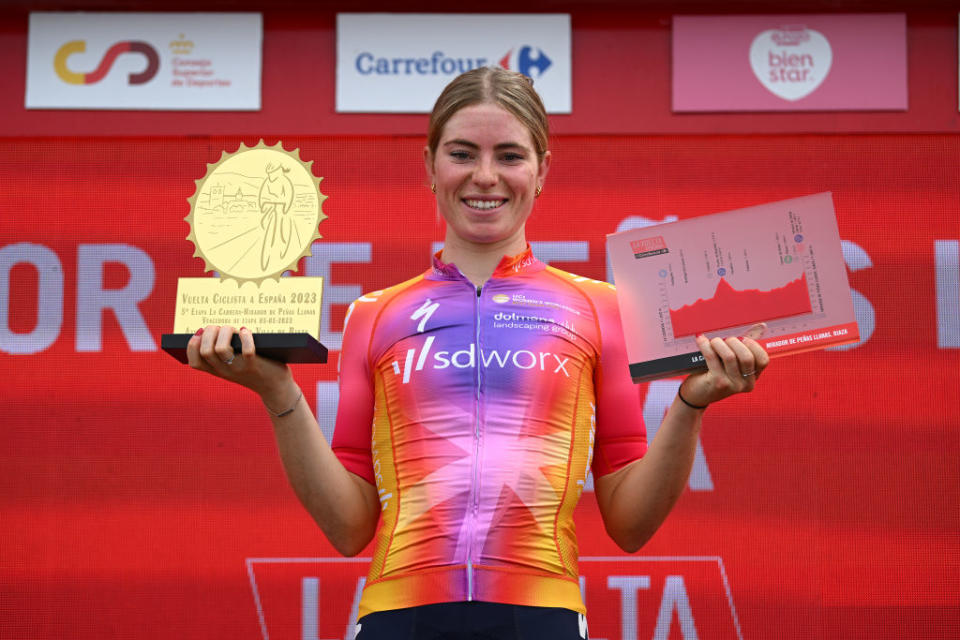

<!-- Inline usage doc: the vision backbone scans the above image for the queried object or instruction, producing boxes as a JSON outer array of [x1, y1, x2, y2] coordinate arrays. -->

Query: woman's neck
[[440, 234, 527, 288]]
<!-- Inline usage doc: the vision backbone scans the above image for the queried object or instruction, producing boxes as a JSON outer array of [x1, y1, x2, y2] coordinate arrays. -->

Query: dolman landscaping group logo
[[54, 40, 159, 85]]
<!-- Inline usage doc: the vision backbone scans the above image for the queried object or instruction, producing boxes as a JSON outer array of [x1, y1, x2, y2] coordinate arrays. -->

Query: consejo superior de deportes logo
[[54, 40, 159, 85]]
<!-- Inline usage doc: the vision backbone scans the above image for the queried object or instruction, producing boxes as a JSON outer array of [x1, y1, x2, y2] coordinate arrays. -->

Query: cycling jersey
[[332, 246, 647, 619]]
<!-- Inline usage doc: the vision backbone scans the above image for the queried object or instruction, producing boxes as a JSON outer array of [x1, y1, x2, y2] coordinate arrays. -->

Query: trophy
[[161, 141, 328, 364]]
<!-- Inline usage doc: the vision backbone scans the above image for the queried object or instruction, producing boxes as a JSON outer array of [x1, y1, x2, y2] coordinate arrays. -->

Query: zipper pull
[[476, 285, 482, 298]]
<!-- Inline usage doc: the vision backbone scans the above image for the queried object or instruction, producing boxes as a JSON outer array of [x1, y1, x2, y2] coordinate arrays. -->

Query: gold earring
[[431, 184, 437, 193], [535, 185, 542, 197]]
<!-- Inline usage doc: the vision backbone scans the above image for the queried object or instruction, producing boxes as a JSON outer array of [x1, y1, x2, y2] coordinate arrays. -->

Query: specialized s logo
[[54, 40, 160, 85], [499, 45, 552, 79], [410, 298, 440, 334]]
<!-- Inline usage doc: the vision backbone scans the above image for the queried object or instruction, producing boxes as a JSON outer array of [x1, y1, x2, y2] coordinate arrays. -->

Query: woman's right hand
[[185, 326, 293, 400]]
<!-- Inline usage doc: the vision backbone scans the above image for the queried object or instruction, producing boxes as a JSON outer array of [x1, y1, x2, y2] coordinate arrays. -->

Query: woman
[[187, 67, 769, 639]]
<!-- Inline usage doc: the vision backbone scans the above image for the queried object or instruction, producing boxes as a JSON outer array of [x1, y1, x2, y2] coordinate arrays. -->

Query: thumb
[[743, 322, 767, 341]]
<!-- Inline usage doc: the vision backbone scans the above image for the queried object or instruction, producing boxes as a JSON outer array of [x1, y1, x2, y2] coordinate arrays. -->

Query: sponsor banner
[[672, 14, 907, 111], [246, 558, 368, 640], [25, 12, 262, 110], [246, 557, 741, 640], [336, 13, 571, 113]]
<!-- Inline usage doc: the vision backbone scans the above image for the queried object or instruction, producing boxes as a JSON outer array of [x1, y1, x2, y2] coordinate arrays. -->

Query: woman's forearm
[[595, 395, 703, 552], [262, 382, 380, 556]]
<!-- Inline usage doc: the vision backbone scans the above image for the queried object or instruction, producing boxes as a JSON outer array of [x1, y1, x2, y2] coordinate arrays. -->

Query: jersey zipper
[[466, 283, 483, 600]]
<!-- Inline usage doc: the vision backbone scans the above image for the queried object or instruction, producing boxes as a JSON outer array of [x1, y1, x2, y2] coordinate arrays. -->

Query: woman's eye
[[450, 150, 470, 161], [502, 153, 524, 163]]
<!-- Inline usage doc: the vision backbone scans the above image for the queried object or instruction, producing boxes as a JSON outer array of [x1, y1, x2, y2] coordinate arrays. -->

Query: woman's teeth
[[465, 199, 505, 210]]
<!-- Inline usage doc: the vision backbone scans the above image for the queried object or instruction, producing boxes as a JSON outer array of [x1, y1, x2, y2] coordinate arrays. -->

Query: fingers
[[698, 330, 767, 382], [238, 327, 256, 364], [742, 322, 767, 341], [186, 325, 240, 376], [722, 336, 757, 391], [695, 333, 724, 377], [687, 328, 772, 409], [742, 337, 771, 380], [186, 327, 206, 370], [710, 336, 749, 389], [213, 325, 239, 367]]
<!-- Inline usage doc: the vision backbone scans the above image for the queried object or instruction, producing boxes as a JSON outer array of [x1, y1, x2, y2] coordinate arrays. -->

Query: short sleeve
[[590, 285, 648, 478], [330, 296, 377, 485]]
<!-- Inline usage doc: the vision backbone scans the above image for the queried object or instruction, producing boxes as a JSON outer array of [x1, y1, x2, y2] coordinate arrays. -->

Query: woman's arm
[[187, 325, 380, 556], [595, 330, 770, 552]]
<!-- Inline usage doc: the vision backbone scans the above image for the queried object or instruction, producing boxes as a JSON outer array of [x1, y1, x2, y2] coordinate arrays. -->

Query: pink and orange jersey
[[332, 247, 647, 618]]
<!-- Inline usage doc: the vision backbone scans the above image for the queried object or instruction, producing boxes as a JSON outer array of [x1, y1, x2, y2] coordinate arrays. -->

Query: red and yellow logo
[[54, 40, 159, 85]]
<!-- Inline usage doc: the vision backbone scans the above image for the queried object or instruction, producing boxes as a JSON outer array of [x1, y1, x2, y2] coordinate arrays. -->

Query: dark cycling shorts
[[354, 601, 588, 640]]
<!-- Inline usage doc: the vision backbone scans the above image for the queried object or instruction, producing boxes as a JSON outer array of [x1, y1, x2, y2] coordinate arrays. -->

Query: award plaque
[[161, 141, 328, 364], [607, 192, 858, 382]]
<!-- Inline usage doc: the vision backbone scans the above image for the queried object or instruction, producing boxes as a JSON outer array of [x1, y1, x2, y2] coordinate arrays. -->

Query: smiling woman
[[185, 66, 771, 640], [424, 67, 551, 285], [425, 102, 550, 281]]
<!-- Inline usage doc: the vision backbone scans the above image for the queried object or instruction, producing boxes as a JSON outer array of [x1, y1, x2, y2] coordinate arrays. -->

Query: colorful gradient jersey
[[333, 247, 647, 618]]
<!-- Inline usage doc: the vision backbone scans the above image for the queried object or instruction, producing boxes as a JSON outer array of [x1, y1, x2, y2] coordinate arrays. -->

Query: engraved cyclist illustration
[[258, 161, 296, 271]]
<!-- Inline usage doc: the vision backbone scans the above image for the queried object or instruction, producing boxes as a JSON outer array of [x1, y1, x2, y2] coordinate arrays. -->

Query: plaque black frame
[[161, 333, 328, 364]]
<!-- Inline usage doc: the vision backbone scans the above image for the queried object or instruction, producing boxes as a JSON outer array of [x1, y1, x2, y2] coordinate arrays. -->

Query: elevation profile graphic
[[607, 192, 860, 382], [669, 273, 812, 337]]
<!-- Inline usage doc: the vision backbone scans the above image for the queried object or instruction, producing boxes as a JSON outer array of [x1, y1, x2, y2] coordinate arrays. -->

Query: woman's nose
[[472, 156, 498, 188]]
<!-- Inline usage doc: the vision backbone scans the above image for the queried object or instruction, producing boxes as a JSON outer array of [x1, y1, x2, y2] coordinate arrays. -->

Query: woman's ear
[[538, 149, 552, 183]]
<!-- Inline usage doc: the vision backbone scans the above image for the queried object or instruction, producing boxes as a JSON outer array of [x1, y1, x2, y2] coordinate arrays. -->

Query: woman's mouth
[[463, 199, 506, 210]]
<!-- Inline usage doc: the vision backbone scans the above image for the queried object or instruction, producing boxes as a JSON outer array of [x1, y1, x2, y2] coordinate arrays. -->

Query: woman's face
[[425, 102, 550, 252]]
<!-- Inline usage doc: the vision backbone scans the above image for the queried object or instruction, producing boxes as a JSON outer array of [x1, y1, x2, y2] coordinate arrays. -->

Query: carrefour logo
[[54, 40, 160, 85], [499, 45, 552, 79], [354, 45, 552, 80]]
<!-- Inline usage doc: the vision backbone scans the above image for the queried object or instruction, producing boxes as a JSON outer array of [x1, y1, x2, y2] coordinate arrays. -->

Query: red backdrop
[[1, 133, 957, 639]]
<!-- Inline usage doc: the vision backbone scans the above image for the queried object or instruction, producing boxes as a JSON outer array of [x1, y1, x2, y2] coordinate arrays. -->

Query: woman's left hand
[[678, 323, 771, 408]]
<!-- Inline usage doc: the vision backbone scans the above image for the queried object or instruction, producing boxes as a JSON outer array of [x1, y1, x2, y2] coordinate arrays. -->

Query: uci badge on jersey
[[161, 140, 329, 363]]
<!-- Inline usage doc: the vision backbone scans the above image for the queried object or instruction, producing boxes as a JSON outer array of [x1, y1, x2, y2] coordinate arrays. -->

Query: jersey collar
[[428, 244, 544, 281]]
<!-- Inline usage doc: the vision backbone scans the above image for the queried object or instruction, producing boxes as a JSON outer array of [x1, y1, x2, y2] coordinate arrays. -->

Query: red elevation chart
[[669, 273, 813, 337]]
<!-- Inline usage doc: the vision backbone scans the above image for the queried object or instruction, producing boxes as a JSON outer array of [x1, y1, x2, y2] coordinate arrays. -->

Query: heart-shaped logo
[[749, 26, 832, 101]]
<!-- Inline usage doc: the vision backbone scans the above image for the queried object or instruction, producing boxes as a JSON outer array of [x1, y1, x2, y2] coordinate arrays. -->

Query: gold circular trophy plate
[[162, 141, 329, 364], [186, 140, 327, 283]]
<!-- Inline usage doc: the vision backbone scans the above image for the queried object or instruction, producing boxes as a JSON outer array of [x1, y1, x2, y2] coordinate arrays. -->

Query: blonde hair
[[427, 67, 549, 163]]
